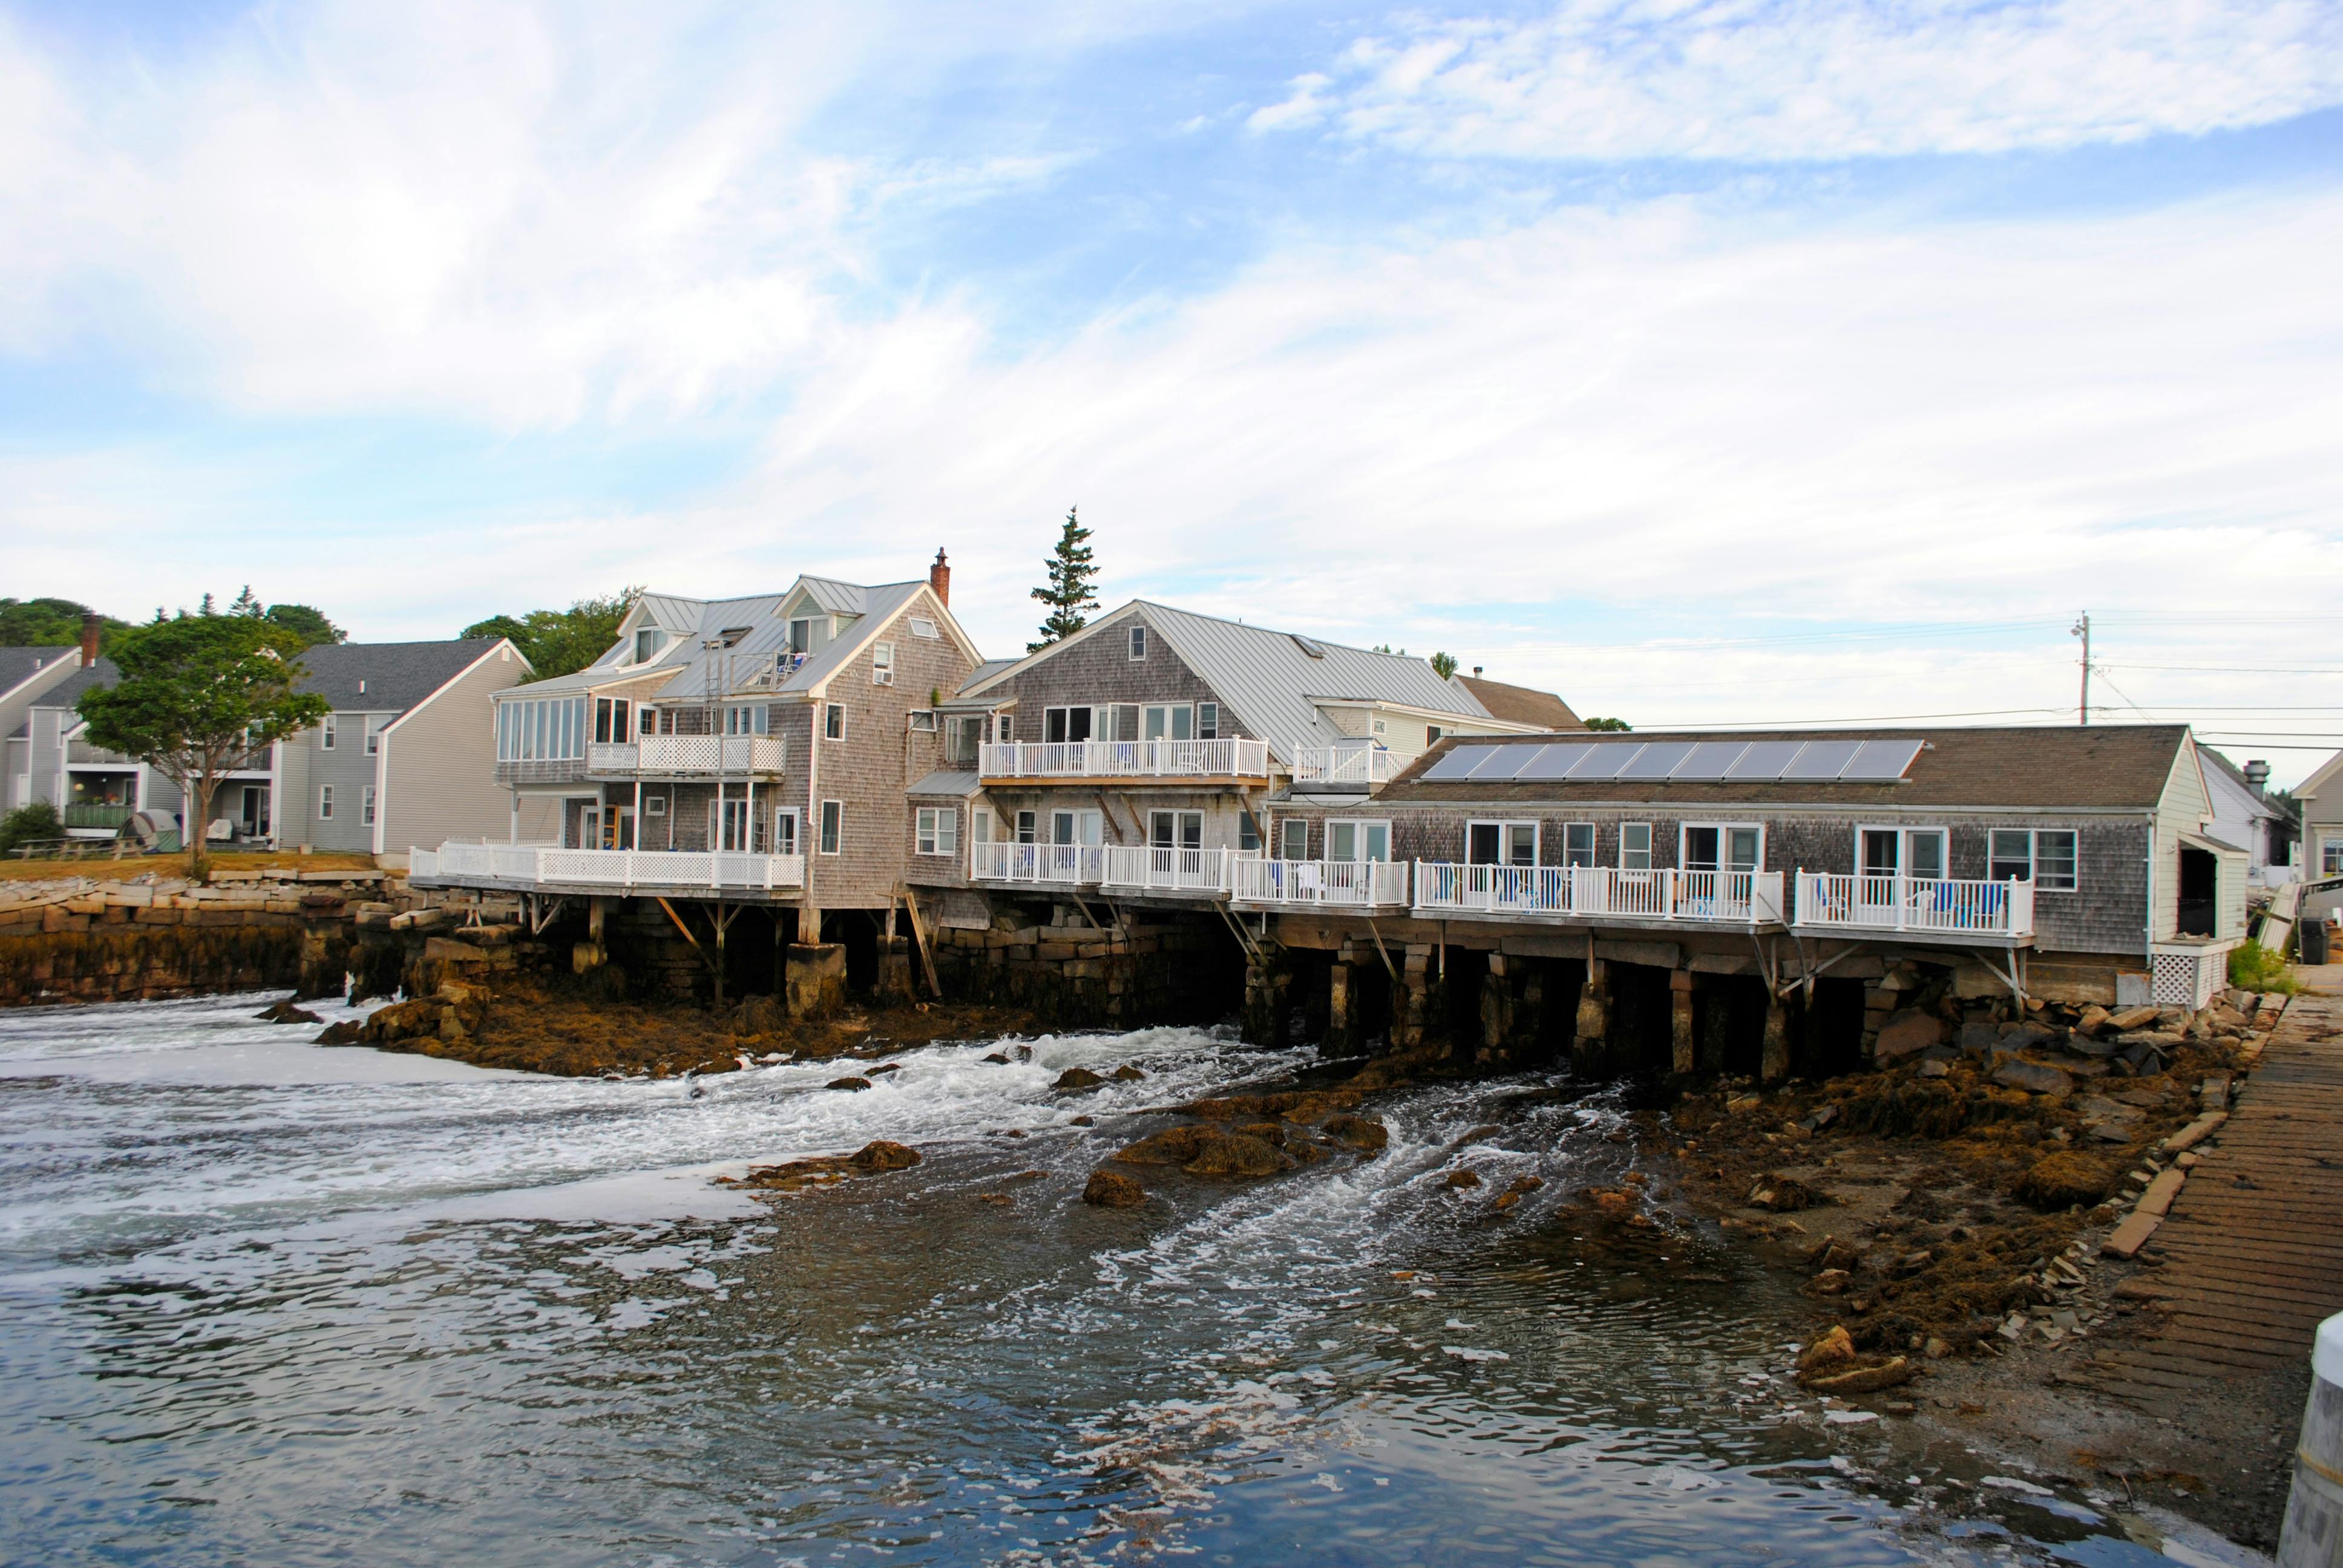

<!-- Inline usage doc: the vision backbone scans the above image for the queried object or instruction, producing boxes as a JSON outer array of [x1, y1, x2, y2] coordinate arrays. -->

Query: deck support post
[[1327, 953, 1357, 1054], [1761, 996, 1791, 1085], [1478, 952, 1513, 1064], [1670, 969, 1697, 1076], [1572, 956, 1608, 1076]]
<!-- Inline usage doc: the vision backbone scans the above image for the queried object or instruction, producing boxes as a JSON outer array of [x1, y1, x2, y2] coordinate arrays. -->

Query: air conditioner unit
[[873, 669, 894, 685]]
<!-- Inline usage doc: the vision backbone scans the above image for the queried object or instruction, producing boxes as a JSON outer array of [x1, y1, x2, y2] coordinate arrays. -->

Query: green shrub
[[2228, 938, 2300, 995], [0, 802, 64, 859]]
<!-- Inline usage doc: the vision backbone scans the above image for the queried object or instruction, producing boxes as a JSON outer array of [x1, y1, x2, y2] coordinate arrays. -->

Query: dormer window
[[790, 618, 813, 654], [634, 628, 664, 664]]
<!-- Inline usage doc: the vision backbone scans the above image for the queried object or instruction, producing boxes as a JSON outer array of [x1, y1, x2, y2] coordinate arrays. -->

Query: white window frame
[[1044, 705, 1096, 745], [1857, 825, 1949, 881], [633, 627, 663, 664], [819, 800, 842, 855], [1994, 827, 2079, 890], [364, 718, 384, 756], [994, 714, 1015, 745], [2322, 835, 2343, 877], [969, 806, 994, 845], [1326, 818, 1393, 863], [644, 794, 667, 817], [1679, 822, 1765, 873], [1563, 822, 1596, 867], [908, 710, 938, 732], [1619, 822, 1653, 871], [1988, 828, 2033, 884], [909, 616, 940, 639], [1469, 819, 1539, 867], [1129, 625, 1147, 660], [318, 784, 335, 820], [361, 785, 376, 826], [873, 641, 894, 671], [1426, 725, 1446, 745], [1237, 809, 1260, 854], [320, 715, 336, 750], [771, 808, 798, 856], [1142, 703, 1194, 742], [824, 704, 845, 742], [916, 806, 958, 856], [1148, 809, 1203, 849], [1197, 702, 1220, 740], [1280, 818, 1310, 861]]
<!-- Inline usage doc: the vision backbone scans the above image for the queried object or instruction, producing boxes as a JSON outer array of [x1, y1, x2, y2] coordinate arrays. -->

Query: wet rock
[[738, 1139, 920, 1191], [1070, 1114, 1095, 1127], [847, 1140, 922, 1172], [983, 1053, 1012, 1065], [2072, 1094, 2144, 1143], [1114, 1125, 1212, 1165], [1492, 1177, 1543, 1213], [1110, 1065, 1147, 1082], [865, 1063, 903, 1077], [827, 1076, 873, 1092], [1923, 1336, 1952, 1360], [1795, 1105, 1839, 1133], [1083, 1169, 1147, 1208], [1054, 1067, 1106, 1091], [361, 998, 443, 1045], [1796, 1325, 1856, 1376], [1803, 1356, 1915, 1396], [1990, 1060, 2073, 1097], [2014, 1151, 2115, 1210], [1748, 1175, 1825, 1212], [1180, 1129, 1295, 1178], [1956, 1021, 2001, 1057], [732, 995, 786, 1036], [1806, 1236, 1861, 1274], [312, 1019, 364, 1046], [1809, 1269, 1852, 1296], [1444, 1169, 1484, 1189], [257, 999, 323, 1025], [975, 1193, 1012, 1206], [1236, 1122, 1289, 1146], [1322, 1113, 1391, 1152], [1873, 1013, 1945, 1065]]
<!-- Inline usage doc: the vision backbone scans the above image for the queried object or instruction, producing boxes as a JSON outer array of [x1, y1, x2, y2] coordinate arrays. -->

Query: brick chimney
[[928, 549, 951, 607], [80, 611, 100, 669]]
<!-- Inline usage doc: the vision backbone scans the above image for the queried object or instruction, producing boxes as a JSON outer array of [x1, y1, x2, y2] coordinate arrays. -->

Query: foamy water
[[0, 991, 2239, 1565]]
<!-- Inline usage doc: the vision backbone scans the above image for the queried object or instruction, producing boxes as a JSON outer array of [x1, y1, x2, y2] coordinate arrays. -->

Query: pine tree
[[1430, 652, 1459, 680], [1029, 507, 1099, 653], [229, 586, 264, 617]]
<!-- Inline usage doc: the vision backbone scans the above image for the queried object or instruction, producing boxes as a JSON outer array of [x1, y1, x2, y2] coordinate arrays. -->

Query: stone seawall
[[0, 874, 463, 1005], [932, 910, 1245, 1031]]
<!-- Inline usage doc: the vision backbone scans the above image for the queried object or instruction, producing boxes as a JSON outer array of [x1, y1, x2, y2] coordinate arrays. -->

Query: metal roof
[[906, 768, 983, 797]]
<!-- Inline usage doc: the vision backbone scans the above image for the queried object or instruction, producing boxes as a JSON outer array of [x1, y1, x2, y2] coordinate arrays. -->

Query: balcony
[[588, 736, 785, 777], [1414, 864, 1788, 926], [978, 739, 1272, 783], [63, 803, 134, 831], [410, 843, 804, 892], [495, 757, 588, 785], [1288, 743, 1401, 789], [1101, 845, 1244, 896], [969, 841, 1104, 886], [1231, 857, 1409, 910], [1793, 872, 2033, 941]]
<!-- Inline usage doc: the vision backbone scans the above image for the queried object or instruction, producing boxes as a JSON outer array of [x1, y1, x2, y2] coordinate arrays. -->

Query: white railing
[[969, 841, 1106, 885], [1795, 872, 2034, 938], [588, 736, 785, 776], [1231, 857, 1410, 907], [418, 841, 804, 890], [1412, 863, 1788, 924], [1101, 845, 1242, 895], [978, 739, 1272, 780], [1288, 745, 1401, 788]]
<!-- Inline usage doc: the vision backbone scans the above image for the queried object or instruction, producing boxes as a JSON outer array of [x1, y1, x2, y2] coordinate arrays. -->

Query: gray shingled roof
[[293, 639, 503, 713], [31, 658, 122, 712], [1379, 725, 2193, 811], [0, 647, 79, 699]]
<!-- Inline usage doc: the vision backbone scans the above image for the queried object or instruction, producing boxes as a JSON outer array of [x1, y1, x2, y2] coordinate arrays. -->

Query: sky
[[2, 1, 2341, 780]]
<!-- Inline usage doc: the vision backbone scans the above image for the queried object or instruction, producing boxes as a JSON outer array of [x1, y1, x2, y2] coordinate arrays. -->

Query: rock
[[1796, 1325, 1857, 1376], [1802, 1356, 1916, 1396], [1748, 1175, 1824, 1212], [312, 1020, 364, 1046], [1809, 1269, 1852, 1296], [1179, 1129, 1295, 1178], [2014, 1151, 2116, 1210], [2076, 1004, 2110, 1034], [827, 1076, 873, 1091], [361, 998, 442, 1044], [1507, 1175, 1545, 1194], [1321, 1113, 1390, 1152], [975, 1193, 1012, 1207], [1874, 1013, 1945, 1065], [1114, 1125, 1212, 1165], [1923, 1337, 1951, 1360], [1806, 1236, 1861, 1273], [2102, 1210, 2161, 1259], [1991, 1059, 2073, 1096], [846, 1140, 921, 1172], [733, 995, 786, 1036], [1070, 1114, 1095, 1126], [1111, 1065, 1147, 1082], [983, 1053, 1012, 1064], [1956, 1021, 2001, 1056], [1893, 1249, 1933, 1278], [1054, 1067, 1106, 1090], [1795, 1105, 1839, 1133], [2107, 1005, 2161, 1031], [2001, 1024, 2053, 1052], [257, 999, 323, 1025], [1236, 1122, 1290, 1146], [1082, 1169, 1147, 1208], [865, 1063, 903, 1077], [1444, 1169, 1484, 1189], [1918, 1060, 1950, 1079]]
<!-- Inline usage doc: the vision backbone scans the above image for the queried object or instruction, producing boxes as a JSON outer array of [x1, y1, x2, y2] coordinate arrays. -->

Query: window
[[496, 697, 591, 762], [1015, 810, 1038, 843], [1198, 702, 1220, 740], [595, 697, 631, 744], [717, 626, 750, 648], [2036, 830, 2077, 890], [1052, 809, 1103, 846], [1237, 810, 1260, 854], [318, 785, 335, 820], [1142, 704, 1193, 741], [1328, 820, 1392, 862], [1469, 820, 1538, 866], [2324, 837, 2343, 876], [790, 618, 813, 654], [1620, 823, 1653, 871], [1129, 625, 1147, 660], [908, 710, 938, 732], [714, 795, 752, 851], [819, 800, 842, 855], [1149, 810, 1204, 850], [321, 715, 337, 750], [361, 786, 376, 826], [994, 714, 1015, 745], [644, 794, 667, 817], [634, 627, 663, 664], [1564, 823, 1596, 867], [1045, 706, 1094, 744], [1280, 818, 1310, 860], [1427, 725, 1446, 745], [909, 616, 939, 639], [945, 714, 980, 763], [1859, 826, 1947, 880], [1989, 829, 2033, 883], [917, 808, 955, 855], [824, 704, 845, 741], [364, 719, 384, 756], [873, 641, 894, 678], [970, 808, 993, 845], [1682, 824, 1763, 873], [772, 810, 796, 855], [1371, 719, 1386, 735]]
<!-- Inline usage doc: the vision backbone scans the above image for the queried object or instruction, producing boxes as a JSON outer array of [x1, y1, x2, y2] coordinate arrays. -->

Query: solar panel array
[[1417, 736, 1925, 785]]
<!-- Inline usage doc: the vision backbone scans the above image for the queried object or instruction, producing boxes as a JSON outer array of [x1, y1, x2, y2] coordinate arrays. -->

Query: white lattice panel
[[2151, 949, 2223, 1010]]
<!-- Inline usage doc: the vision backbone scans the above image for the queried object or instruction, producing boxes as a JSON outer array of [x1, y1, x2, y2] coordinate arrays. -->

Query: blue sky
[[4, 1, 2341, 777]]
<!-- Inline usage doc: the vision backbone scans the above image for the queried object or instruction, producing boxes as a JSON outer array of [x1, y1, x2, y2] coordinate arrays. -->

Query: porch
[[409, 842, 805, 895], [1288, 743, 1400, 790], [1413, 863, 1788, 926], [1791, 872, 2034, 942], [969, 841, 1104, 887], [588, 736, 785, 777], [978, 739, 1271, 783], [1101, 845, 1244, 897], [1230, 856, 1409, 910]]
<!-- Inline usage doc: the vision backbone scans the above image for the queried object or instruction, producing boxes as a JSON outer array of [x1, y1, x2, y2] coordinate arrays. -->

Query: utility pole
[[2070, 612, 2091, 726]]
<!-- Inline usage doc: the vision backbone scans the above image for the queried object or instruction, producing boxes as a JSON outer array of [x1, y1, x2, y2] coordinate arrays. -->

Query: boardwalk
[[2085, 988, 2343, 1405]]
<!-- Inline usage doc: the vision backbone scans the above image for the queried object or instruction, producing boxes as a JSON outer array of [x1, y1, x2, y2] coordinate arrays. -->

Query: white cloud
[[1251, 0, 2343, 160]]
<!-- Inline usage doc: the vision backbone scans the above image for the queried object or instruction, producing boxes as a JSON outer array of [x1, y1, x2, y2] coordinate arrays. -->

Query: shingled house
[[1248, 724, 2246, 1076]]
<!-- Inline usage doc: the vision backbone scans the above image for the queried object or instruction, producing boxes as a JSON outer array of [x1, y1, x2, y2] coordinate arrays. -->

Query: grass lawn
[[0, 850, 384, 884]]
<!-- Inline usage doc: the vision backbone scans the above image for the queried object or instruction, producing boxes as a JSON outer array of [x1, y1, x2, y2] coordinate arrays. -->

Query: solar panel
[[1840, 738, 1925, 781], [1469, 742, 1549, 780], [1620, 740, 1696, 779], [1780, 739, 1861, 779], [1419, 746, 1486, 782], [1725, 739, 1806, 780], [1514, 743, 1594, 780], [1563, 742, 1645, 779], [1671, 740, 1751, 780]]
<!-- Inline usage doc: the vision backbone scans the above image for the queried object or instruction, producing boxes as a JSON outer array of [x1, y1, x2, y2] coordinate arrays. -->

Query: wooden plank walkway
[[2085, 990, 2343, 1405]]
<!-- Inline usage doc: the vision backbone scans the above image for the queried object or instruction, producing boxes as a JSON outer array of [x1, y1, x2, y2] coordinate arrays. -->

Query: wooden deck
[[2083, 989, 2343, 1405]]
